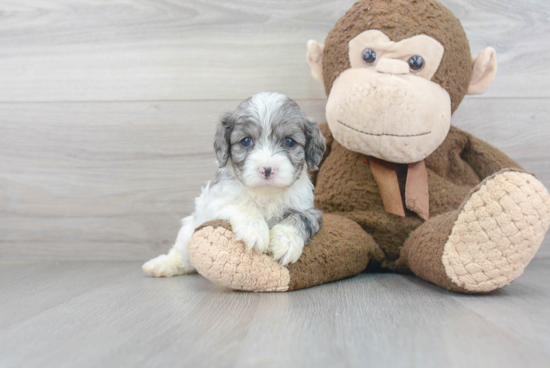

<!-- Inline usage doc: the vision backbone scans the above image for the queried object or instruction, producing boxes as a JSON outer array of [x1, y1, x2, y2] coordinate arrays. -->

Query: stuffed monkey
[[186, 0, 550, 293]]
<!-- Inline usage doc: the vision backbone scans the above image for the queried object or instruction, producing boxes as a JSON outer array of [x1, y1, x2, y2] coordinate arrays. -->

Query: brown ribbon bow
[[368, 157, 430, 220]]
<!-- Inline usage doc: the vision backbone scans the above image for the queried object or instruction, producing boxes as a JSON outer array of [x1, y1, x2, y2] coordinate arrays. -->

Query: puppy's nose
[[260, 167, 272, 178]]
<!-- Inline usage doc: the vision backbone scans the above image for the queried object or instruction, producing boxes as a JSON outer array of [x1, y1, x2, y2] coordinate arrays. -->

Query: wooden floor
[[0, 258, 549, 368]]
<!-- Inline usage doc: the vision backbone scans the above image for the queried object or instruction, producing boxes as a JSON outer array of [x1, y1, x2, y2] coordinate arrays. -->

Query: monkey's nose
[[375, 58, 409, 75], [260, 167, 272, 178]]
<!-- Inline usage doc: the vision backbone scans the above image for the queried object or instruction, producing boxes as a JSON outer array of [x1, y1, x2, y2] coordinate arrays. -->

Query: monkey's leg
[[187, 214, 382, 292], [400, 169, 550, 293]]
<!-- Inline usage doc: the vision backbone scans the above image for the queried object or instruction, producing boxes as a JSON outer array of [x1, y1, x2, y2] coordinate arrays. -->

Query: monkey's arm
[[310, 122, 334, 186], [188, 214, 378, 292], [461, 131, 524, 180]]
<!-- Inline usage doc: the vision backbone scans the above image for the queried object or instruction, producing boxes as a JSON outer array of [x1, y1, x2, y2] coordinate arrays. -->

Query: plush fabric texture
[[189, 222, 291, 292], [468, 47, 498, 95], [348, 31, 445, 80], [325, 66, 452, 163], [399, 209, 464, 291], [286, 213, 380, 291], [314, 123, 524, 271], [189, 215, 379, 292], [367, 158, 430, 219], [185, 0, 550, 294], [187, 121, 538, 292], [442, 170, 550, 292], [402, 169, 550, 293], [322, 0, 472, 113]]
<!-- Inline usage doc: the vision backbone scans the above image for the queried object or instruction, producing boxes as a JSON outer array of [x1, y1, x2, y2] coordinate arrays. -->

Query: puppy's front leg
[[230, 205, 270, 254], [269, 208, 323, 265]]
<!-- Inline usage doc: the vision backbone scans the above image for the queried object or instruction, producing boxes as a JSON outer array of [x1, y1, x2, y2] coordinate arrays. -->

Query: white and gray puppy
[[143, 92, 326, 277]]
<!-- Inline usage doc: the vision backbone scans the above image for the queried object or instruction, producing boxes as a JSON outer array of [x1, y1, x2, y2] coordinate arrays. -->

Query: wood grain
[[0, 100, 326, 260], [451, 259, 550, 356], [0, 261, 138, 329], [1, 98, 549, 260], [0, 259, 549, 367], [0, 0, 548, 101], [1, 1, 549, 366]]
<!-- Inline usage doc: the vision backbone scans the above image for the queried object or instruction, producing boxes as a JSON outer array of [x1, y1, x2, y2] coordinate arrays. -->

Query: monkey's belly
[[313, 143, 475, 268]]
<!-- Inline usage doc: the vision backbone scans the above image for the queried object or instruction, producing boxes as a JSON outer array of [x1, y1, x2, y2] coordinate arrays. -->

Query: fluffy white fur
[[142, 164, 315, 277], [143, 92, 323, 277]]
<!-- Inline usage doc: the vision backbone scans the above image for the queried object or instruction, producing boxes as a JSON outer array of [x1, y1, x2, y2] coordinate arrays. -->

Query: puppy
[[142, 92, 326, 277]]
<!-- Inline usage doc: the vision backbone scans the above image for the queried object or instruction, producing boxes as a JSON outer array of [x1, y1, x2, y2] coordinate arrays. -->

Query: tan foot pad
[[188, 224, 290, 292], [443, 171, 550, 292]]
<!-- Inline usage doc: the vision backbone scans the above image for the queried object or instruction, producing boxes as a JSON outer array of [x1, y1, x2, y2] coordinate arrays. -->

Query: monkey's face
[[325, 30, 451, 164]]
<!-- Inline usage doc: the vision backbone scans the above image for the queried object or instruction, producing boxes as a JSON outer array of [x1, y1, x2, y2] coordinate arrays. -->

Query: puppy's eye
[[362, 49, 377, 65], [241, 137, 253, 147], [284, 138, 295, 148], [408, 55, 424, 72]]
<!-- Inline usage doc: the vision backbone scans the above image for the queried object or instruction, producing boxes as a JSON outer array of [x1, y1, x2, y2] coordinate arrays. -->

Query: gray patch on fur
[[215, 92, 326, 186], [281, 208, 323, 243], [213, 112, 233, 167]]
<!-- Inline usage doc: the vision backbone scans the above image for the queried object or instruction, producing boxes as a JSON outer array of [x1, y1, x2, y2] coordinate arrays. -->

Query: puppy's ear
[[305, 118, 326, 171], [214, 112, 233, 168]]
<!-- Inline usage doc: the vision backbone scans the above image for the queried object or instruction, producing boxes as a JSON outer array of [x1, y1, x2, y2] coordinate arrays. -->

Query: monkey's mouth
[[337, 120, 431, 137]]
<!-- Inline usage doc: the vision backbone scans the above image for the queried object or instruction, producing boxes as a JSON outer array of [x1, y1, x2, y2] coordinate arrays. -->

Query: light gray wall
[[1, 0, 549, 260]]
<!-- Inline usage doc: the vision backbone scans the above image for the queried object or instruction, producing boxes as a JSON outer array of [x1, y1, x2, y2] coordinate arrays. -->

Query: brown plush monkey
[[186, 0, 550, 293]]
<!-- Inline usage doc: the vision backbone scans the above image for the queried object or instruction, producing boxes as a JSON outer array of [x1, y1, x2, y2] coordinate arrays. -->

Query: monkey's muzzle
[[326, 68, 452, 164]]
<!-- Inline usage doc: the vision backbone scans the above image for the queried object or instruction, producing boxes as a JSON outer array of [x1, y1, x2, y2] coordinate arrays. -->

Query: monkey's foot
[[442, 171, 550, 292]]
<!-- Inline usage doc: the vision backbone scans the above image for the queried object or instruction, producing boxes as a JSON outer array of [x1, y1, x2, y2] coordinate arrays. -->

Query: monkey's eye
[[284, 138, 296, 148], [241, 137, 253, 147], [408, 55, 425, 72], [362, 49, 377, 65]]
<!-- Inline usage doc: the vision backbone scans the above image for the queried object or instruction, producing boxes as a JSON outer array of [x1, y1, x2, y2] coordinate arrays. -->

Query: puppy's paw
[[232, 219, 270, 254], [142, 252, 194, 277], [269, 224, 304, 266]]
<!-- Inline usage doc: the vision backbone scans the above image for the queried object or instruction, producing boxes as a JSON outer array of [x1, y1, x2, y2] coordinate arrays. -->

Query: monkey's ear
[[306, 40, 325, 85], [468, 47, 498, 95], [213, 113, 233, 168]]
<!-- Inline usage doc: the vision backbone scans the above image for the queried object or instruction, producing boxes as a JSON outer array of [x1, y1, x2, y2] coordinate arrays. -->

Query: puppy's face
[[214, 92, 325, 189]]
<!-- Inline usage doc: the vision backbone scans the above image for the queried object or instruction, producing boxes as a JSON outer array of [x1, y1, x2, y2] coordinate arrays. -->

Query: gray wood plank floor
[[0, 259, 549, 368]]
